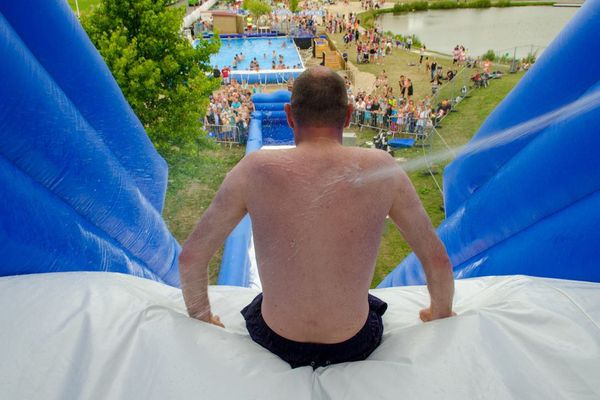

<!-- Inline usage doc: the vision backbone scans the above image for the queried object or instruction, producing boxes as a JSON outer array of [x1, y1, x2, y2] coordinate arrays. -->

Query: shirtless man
[[179, 66, 455, 369]]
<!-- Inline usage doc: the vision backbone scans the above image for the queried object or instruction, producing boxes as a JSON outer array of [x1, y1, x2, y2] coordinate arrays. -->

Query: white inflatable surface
[[1, 273, 599, 399]]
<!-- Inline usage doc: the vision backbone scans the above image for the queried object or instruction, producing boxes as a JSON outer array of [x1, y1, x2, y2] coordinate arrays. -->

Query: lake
[[378, 6, 578, 57]]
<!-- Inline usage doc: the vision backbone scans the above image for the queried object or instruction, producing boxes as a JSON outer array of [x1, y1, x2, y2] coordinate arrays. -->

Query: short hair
[[290, 67, 348, 128]]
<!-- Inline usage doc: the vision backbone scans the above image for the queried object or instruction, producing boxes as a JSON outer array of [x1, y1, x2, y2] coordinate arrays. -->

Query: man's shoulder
[[346, 147, 398, 166], [241, 148, 290, 168]]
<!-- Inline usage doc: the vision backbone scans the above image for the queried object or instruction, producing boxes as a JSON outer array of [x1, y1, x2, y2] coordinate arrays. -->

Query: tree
[[482, 49, 496, 62], [289, 0, 299, 13], [243, 0, 272, 21], [83, 0, 220, 155]]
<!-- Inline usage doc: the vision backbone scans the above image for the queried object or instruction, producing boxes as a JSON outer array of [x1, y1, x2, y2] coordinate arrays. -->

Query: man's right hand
[[419, 307, 456, 322], [208, 313, 225, 328], [192, 310, 225, 328]]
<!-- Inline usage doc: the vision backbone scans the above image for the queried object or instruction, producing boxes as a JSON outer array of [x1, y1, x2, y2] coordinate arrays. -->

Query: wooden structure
[[313, 37, 345, 70], [211, 11, 244, 34]]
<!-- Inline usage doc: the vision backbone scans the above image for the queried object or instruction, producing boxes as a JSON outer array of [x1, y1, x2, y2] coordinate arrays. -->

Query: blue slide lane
[[380, 0, 600, 287]]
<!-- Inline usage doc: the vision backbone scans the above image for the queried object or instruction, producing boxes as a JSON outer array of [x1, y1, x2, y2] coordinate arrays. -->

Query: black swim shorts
[[241, 293, 387, 369]]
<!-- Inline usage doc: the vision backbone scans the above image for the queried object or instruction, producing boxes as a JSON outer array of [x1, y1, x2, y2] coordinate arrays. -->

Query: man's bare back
[[242, 143, 400, 342], [179, 67, 454, 365]]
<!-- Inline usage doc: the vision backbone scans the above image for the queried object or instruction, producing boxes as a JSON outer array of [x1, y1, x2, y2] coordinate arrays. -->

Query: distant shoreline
[[359, 1, 557, 29]]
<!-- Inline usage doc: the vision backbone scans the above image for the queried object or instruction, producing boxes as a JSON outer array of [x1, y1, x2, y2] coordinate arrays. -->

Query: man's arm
[[388, 166, 455, 322], [178, 160, 249, 325]]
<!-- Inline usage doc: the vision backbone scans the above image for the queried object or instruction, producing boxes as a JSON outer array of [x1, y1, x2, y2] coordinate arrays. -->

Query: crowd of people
[[268, 9, 321, 36], [204, 78, 261, 143], [349, 89, 453, 138]]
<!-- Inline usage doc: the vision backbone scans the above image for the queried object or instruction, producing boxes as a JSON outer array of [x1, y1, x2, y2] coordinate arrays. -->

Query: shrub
[[495, 0, 512, 7], [410, 34, 423, 48], [482, 49, 496, 61], [497, 53, 513, 64], [392, 1, 429, 13], [430, 1, 460, 9], [243, 0, 272, 18], [522, 52, 537, 64], [467, 0, 492, 8], [289, 0, 299, 13]]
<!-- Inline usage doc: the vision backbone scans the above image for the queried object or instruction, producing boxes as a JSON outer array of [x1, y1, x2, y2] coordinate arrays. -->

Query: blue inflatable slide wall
[[0, 1, 180, 286], [1, 0, 599, 288]]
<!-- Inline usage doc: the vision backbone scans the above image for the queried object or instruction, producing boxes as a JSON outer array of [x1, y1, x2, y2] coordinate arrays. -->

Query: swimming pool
[[196, 37, 305, 84]]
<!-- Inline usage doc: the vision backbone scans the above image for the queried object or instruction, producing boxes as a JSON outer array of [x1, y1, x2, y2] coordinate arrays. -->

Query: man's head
[[285, 67, 351, 131]]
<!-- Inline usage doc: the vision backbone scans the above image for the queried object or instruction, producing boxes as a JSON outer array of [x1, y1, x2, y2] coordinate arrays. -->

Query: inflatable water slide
[[1, 0, 599, 398]]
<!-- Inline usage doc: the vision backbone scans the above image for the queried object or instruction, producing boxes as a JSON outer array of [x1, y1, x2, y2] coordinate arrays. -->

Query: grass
[[163, 146, 245, 284]]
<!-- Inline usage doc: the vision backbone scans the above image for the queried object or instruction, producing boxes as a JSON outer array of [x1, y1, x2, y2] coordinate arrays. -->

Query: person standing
[[399, 75, 406, 98], [431, 75, 441, 96], [221, 66, 230, 85], [430, 59, 438, 81]]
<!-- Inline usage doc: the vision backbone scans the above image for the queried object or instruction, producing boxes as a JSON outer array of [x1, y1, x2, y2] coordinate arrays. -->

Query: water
[[207, 37, 303, 70], [378, 6, 577, 57]]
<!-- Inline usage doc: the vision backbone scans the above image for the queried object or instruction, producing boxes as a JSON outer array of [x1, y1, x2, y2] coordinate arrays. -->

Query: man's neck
[[295, 127, 343, 147]]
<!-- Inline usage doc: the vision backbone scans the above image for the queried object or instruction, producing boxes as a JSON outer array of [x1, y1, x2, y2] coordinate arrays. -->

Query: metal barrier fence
[[491, 44, 546, 72], [350, 109, 435, 146], [203, 124, 248, 145], [431, 66, 471, 106], [430, 65, 509, 117]]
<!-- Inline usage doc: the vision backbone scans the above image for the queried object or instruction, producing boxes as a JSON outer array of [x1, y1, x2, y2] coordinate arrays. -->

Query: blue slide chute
[[218, 91, 294, 286], [0, 1, 180, 285], [380, 0, 600, 287]]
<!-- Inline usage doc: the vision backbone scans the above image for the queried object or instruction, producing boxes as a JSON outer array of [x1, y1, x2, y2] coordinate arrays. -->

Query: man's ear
[[344, 103, 354, 128], [284, 103, 295, 129]]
